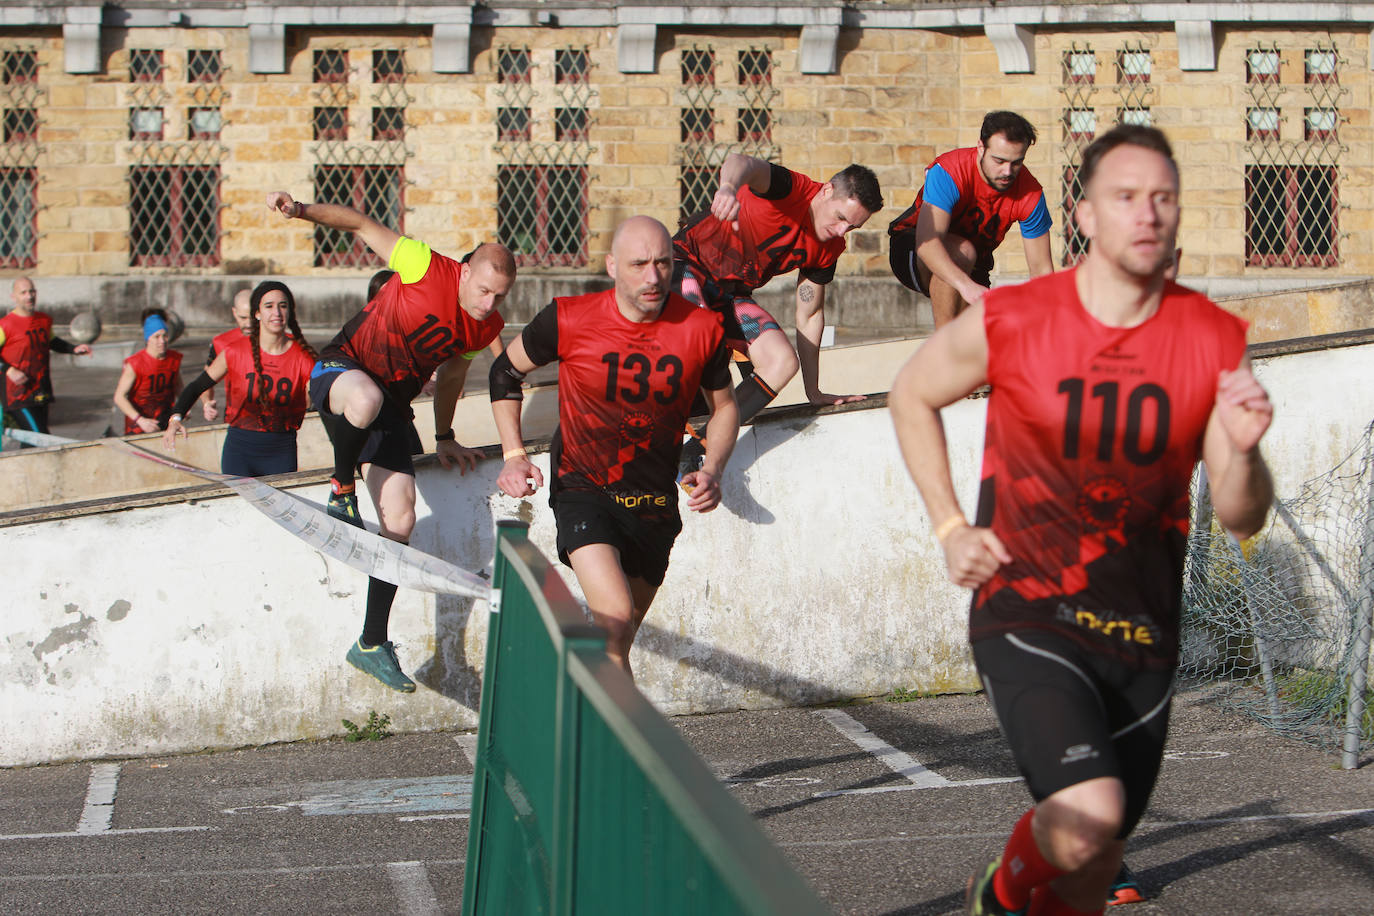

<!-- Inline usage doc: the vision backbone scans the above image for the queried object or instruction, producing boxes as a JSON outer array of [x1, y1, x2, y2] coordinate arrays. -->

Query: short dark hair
[[1078, 124, 1177, 191], [980, 111, 1037, 147], [367, 269, 395, 303], [829, 164, 883, 214]]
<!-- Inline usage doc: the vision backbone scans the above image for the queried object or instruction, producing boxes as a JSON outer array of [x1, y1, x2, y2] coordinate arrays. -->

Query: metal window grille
[[2, 50, 36, 84], [129, 107, 164, 141], [372, 107, 404, 142], [130, 49, 163, 82], [187, 107, 221, 140], [737, 107, 770, 144], [373, 49, 404, 84], [187, 49, 221, 83], [3, 108, 36, 143], [1112, 42, 1154, 124], [0, 167, 36, 267], [680, 107, 713, 143], [314, 49, 348, 83], [679, 166, 715, 219], [555, 107, 587, 143], [313, 164, 403, 267], [1058, 42, 1097, 266], [1118, 107, 1152, 126], [129, 165, 221, 266], [738, 48, 771, 85], [497, 107, 530, 142], [494, 45, 593, 268], [682, 48, 715, 86], [1244, 42, 1345, 267], [313, 106, 347, 141], [1117, 49, 1151, 84]]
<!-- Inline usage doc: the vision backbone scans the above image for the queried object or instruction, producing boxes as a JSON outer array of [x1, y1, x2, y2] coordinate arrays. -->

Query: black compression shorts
[[973, 628, 1173, 837], [309, 356, 422, 475], [553, 488, 682, 588]]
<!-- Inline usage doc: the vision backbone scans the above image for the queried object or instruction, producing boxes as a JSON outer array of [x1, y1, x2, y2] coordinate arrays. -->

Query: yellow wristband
[[934, 515, 966, 543], [503, 448, 527, 461]]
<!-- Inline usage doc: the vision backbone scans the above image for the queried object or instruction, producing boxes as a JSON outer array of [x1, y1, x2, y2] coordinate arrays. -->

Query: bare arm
[[914, 202, 986, 305], [266, 191, 401, 265], [433, 355, 483, 473], [492, 335, 545, 498], [112, 365, 147, 429], [712, 153, 776, 225], [889, 303, 1011, 587], [681, 384, 739, 513], [1201, 360, 1274, 540], [794, 278, 864, 406], [1022, 232, 1054, 278]]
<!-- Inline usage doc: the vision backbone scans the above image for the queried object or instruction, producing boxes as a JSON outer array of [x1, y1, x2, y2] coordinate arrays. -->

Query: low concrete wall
[[2, 336, 1370, 766]]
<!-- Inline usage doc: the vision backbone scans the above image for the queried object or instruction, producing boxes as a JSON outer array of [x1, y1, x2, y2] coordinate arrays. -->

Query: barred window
[[1066, 108, 1096, 142], [497, 107, 530, 142], [2, 50, 37, 84], [681, 108, 713, 143], [1117, 50, 1151, 83], [188, 107, 221, 140], [679, 167, 714, 220], [1247, 49, 1280, 83], [313, 106, 348, 141], [497, 165, 588, 268], [372, 107, 404, 142], [373, 49, 404, 84], [738, 48, 771, 85], [313, 164, 403, 267], [1061, 166, 1088, 265], [1305, 49, 1336, 84], [1305, 107, 1338, 142], [1247, 107, 1280, 142], [129, 165, 221, 267], [4, 108, 36, 144], [0, 167, 36, 267], [556, 48, 588, 84], [187, 49, 221, 83], [555, 107, 587, 143], [130, 49, 163, 83], [129, 107, 164, 141], [1118, 108, 1151, 127], [313, 49, 348, 83], [497, 48, 531, 83], [1245, 165, 1337, 267], [682, 48, 715, 85], [1065, 50, 1096, 84], [737, 108, 770, 144]]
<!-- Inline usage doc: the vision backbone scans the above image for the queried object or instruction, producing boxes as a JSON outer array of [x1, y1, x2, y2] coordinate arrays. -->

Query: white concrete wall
[[2, 341, 1370, 766]]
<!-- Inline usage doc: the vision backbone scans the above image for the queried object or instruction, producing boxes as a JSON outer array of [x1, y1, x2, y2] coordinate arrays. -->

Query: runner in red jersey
[[198, 288, 254, 422], [890, 127, 1274, 916], [672, 155, 881, 477], [165, 282, 318, 477], [888, 111, 1054, 328], [493, 216, 738, 679], [114, 312, 183, 434], [0, 277, 92, 434], [266, 190, 516, 693]]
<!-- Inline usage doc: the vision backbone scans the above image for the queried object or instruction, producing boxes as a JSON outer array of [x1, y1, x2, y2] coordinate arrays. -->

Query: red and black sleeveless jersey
[[322, 242, 503, 405], [887, 147, 1045, 258], [521, 289, 730, 518], [0, 310, 54, 407], [673, 164, 845, 291], [222, 336, 315, 432], [207, 327, 247, 366], [122, 348, 183, 434], [972, 269, 1248, 669]]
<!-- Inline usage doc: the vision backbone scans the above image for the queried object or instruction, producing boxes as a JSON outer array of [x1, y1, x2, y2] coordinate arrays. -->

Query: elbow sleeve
[[489, 351, 527, 403], [172, 371, 216, 417]]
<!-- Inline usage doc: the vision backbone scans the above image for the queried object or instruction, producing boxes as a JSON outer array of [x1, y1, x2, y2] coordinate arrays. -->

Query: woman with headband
[[163, 281, 318, 476], [114, 309, 184, 435]]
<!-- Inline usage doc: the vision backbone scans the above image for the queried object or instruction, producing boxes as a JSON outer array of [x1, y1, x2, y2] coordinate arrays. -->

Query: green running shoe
[[966, 859, 1027, 916], [346, 639, 416, 693], [326, 479, 364, 529]]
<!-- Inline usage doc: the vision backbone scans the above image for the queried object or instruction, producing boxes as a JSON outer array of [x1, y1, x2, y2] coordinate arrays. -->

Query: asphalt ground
[[3, 687, 1372, 915]]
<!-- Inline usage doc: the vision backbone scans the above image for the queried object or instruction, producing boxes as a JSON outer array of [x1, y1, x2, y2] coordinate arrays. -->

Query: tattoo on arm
[[798, 283, 816, 303]]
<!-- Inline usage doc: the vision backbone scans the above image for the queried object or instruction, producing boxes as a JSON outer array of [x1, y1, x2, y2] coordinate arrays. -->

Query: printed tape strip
[[105, 438, 490, 600], [4, 428, 75, 449]]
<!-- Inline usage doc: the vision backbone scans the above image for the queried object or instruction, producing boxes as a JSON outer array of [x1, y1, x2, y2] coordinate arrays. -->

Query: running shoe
[[346, 639, 416, 693], [1106, 864, 1146, 906], [326, 479, 364, 529], [966, 859, 1027, 916]]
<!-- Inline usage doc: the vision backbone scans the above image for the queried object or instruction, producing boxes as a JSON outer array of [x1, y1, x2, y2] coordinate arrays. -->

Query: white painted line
[[387, 860, 442, 916], [398, 813, 470, 822], [453, 734, 479, 769], [0, 826, 214, 842], [75, 763, 120, 835], [813, 708, 951, 788], [1, 858, 465, 885], [814, 775, 1021, 799]]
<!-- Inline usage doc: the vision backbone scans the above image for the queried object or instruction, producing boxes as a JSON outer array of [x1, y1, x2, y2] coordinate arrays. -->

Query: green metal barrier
[[463, 519, 834, 916]]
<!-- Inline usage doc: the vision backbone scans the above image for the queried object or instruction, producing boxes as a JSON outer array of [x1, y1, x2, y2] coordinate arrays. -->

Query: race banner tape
[[3, 428, 75, 449], [105, 438, 491, 600]]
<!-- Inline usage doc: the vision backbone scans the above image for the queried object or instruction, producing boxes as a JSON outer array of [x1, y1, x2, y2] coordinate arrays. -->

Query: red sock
[[994, 809, 1064, 910], [1026, 884, 1104, 916]]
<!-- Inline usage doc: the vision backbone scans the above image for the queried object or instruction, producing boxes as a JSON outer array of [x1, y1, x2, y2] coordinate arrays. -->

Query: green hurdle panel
[[463, 520, 834, 916]]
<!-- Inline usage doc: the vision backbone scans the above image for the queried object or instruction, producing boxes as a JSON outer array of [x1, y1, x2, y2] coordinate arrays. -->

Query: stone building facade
[[0, 2, 1369, 328]]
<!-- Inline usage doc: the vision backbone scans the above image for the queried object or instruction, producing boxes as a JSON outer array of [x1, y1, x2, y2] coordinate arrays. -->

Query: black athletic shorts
[[973, 628, 1173, 838], [309, 357, 423, 475], [552, 488, 682, 588], [220, 427, 298, 478], [887, 233, 994, 296]]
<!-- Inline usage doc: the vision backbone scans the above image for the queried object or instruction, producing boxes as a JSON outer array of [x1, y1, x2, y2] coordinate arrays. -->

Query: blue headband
[[143, 315, 168, 340]]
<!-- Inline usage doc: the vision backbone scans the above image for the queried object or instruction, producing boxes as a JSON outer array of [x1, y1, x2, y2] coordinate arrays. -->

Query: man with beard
[[888, 111, 1054, 327]]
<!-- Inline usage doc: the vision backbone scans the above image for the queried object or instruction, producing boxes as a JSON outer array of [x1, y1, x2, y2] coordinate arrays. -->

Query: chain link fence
[[0, 45, 40, 268]]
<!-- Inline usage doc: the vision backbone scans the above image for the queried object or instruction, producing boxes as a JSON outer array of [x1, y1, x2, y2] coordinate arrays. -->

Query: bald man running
[[0, 277, 92, 435]]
